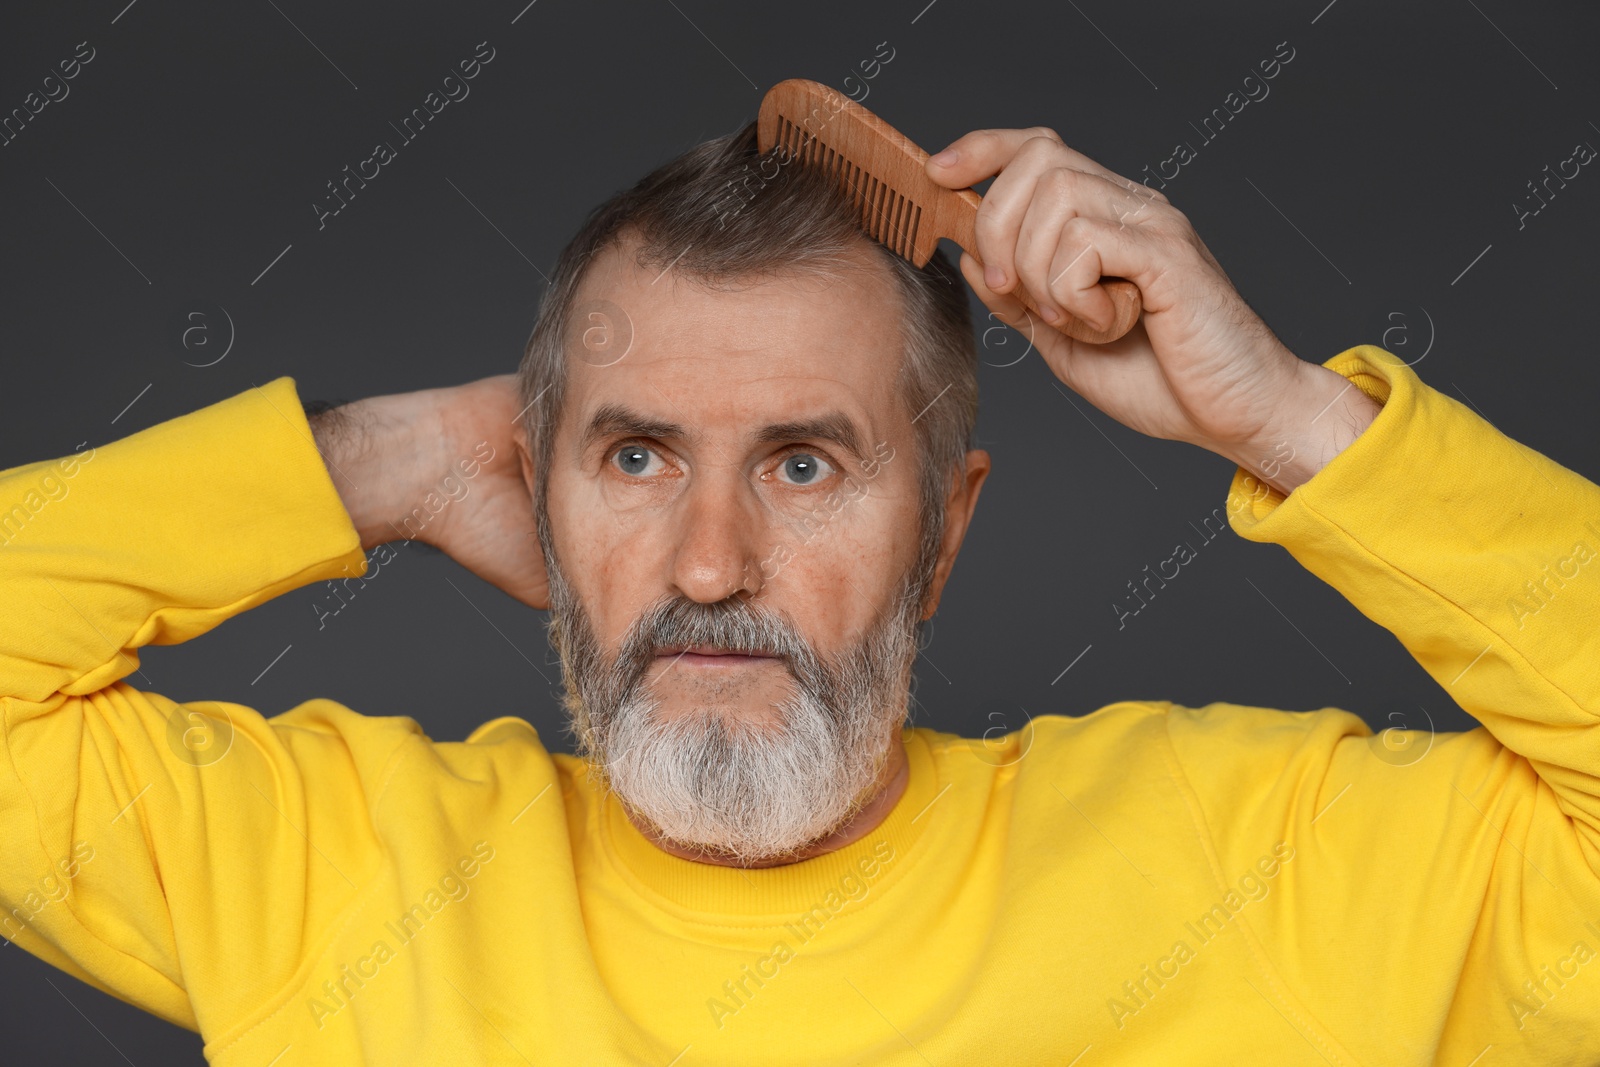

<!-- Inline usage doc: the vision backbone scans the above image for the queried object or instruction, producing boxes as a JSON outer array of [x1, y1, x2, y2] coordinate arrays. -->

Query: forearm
[[1, 378, 364, 705], [1228, 344, 1600, 830]]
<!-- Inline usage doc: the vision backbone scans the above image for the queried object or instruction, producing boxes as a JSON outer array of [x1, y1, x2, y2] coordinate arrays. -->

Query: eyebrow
[[576, 402, 870, 464]]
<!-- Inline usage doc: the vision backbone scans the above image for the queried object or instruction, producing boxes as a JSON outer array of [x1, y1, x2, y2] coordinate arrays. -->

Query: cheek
[[765, 482, 918, 644], [548, 478, 666, 640]]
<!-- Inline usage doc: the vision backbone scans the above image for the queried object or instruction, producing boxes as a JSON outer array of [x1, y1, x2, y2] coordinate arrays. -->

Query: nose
[[668, 470, 765, 604]]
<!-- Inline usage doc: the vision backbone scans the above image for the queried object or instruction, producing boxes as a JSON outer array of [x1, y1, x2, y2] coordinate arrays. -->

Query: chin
[[649, 699, 789, 732], [643, 670, 796, 730], [599, 687, 882, 865]]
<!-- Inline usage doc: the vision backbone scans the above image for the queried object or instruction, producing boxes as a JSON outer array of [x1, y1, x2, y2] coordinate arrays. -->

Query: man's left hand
[[926, 127, 1380, 495]]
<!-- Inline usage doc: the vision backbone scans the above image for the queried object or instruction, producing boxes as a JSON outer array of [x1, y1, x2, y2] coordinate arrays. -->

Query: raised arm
[[1163, 345, 1600, 1064], [0, 378, 470, 1035], [922, 126, 1600, 1061]]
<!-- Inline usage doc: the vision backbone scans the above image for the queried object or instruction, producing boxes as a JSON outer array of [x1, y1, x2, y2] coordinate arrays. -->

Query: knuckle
[[1042, 165, 1084, 202], [1107, 179, 1164, 218], [972, 204, 1008, 243], [1128, 183, 1170, 208], [1160, 200, 1191, 225], [1150, 208, 1194, 241], [972, 128, 1008, 151], [1139, 187, 1177, 209], [1061, 213, 1102, 242], [1150, 226, 1195, 261], [1022, 137, 1066, 165]]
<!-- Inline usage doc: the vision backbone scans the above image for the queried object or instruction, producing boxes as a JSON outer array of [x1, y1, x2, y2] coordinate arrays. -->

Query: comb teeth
[[772, 115, 922, 261]]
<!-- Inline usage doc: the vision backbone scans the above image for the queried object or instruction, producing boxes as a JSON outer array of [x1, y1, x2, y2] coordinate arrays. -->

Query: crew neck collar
[[599, 728, 938, 917]]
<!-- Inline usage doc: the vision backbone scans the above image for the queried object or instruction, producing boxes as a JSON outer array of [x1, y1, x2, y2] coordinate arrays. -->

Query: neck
[[624, 731, 910, 869]]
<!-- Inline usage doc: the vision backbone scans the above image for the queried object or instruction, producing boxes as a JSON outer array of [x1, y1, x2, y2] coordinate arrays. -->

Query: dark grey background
[[2, 0, 1597, 1061]]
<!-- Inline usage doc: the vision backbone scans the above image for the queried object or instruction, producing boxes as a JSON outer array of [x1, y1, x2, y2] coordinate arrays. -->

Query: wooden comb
[[756, 78, 1142, 345]]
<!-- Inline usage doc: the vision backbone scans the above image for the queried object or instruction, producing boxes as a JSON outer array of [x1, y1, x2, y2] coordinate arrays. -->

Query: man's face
[[538, 236, 936, 863]]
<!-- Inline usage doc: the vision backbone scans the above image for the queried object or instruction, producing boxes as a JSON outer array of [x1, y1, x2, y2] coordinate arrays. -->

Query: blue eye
[[614, 445, 662, 477], [779, 452, 832, 485]]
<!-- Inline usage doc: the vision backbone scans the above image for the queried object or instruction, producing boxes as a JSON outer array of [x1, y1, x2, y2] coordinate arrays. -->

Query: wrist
[[309, 390, 453, 551], [1224, 362, 1381, 497]]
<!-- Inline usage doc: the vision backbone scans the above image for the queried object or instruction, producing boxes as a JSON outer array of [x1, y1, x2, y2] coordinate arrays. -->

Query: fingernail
[[930, 148, 958, 166], [1039, 304, 1060, 324], [984, 263, 1006, 289]]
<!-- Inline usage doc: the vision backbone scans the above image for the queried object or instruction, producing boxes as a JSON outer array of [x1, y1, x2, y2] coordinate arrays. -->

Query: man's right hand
[[308, 374, 549, 609]]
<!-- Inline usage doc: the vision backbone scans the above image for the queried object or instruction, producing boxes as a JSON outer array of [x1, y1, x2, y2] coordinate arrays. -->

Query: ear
[[514, 425, 537, 497], [920, 449, 991, 620], [506, 423, 552, 611]]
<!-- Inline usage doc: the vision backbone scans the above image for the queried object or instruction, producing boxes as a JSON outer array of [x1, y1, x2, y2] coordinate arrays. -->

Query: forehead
[[557, 237, 909, 441]]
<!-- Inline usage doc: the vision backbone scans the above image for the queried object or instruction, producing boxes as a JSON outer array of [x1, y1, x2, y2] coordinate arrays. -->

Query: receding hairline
[[546, 224, 919, 448], [576, 221, 907, 304]]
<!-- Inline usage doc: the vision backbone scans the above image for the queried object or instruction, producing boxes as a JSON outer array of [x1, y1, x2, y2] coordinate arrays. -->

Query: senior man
[[3, 120, 1598, 1066]]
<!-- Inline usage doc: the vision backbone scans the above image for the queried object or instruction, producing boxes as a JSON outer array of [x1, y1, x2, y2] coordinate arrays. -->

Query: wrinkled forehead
[[555, 238, 912, 451]]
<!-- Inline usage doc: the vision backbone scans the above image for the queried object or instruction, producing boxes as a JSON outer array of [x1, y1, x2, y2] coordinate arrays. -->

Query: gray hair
[[516, 118, 978, 594], [547, 564, 924, 863]]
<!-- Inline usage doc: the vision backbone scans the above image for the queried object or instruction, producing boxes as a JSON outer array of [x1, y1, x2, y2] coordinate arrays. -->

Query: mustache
[[545, 538, 929, 767], [614, 595, 821, 685]]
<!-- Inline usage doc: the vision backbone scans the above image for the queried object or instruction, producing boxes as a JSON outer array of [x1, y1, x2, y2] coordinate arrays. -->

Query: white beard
[[546, 568, 925, 865]]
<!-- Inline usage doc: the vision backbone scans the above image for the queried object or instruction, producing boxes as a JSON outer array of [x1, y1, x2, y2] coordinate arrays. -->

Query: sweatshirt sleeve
[[1161, 345, 1600, 1064], [0, 378, 414, 1036]]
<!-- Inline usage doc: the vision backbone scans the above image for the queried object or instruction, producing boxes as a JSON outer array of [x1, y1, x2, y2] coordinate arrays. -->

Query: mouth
[[654, 644, 782, 667]]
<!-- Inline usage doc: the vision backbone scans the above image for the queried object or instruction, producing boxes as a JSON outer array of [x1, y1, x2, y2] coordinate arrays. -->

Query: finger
[[926, 126, 1129, 187], [924, 126, 1061, 187], [1011, 169, 1176, 326], [1011, 168, 1118, 325], [938, 137, 1167, 304], [1038, 215, 1167, 333], [967, 136, 1083, 297], [1010, 167, 1131, 324], [956, 249, 1039, 337], [925, 126, 1163, 204]]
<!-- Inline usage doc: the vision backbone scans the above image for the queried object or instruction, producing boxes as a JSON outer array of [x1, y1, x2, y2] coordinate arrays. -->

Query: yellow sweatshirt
[[3, 344, 1599, 1066]]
